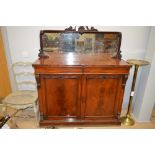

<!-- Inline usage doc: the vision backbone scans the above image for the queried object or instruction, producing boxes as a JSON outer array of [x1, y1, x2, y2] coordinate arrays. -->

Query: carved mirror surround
[[39, 26, 122, 59]]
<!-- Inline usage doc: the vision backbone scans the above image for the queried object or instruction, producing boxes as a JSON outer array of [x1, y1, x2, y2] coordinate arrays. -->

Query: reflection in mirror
[[40, 30, 122, 59]]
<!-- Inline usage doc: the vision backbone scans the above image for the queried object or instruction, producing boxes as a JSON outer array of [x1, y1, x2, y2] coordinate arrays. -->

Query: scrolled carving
[[43, 75, 79, 79], [65, 26, 76, 31], [38, 49, 49, 58], [35, 74, 41, 89], [117, 51, 122, 59], [78, 26, 98, 34], [87, 75, 121, 79], [117, 113, 121, 119], [40, 112, 44, 120], [64, 26, 98, 33], [112, 50, 122, 59], [122, 74, 128, 88], [78, 26, 85, 31], [86, 26, 98, 31]]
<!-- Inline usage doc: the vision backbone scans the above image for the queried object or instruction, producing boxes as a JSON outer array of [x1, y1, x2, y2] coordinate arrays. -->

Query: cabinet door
[[83, 75, 122, 119], [41, 74, 81, 120]]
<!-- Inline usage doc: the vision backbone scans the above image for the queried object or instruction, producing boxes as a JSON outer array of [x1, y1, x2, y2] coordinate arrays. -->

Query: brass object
[[126, 59, 150, 66], [121, 59, 150, 126]]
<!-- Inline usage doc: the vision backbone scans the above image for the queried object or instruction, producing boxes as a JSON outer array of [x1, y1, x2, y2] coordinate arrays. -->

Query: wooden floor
[[1, 105, 155, 129]]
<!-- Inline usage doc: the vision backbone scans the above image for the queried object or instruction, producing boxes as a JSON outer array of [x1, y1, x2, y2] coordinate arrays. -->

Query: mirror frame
[[38, 26, 122, 59]]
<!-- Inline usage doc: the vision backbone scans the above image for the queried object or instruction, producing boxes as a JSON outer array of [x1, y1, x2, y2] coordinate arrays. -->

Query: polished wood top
[[33, 52, 130, 67]]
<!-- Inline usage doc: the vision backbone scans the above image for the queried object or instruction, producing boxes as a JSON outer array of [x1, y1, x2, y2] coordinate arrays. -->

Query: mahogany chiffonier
[[32, 27, 131, 127]]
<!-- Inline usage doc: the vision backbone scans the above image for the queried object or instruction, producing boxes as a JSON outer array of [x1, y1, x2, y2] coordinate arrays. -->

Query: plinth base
[[121, 115, 135, 126]]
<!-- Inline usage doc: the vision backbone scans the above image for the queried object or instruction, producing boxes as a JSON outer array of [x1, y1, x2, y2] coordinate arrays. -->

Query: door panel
[[84, 75, 121, 118], [0, 29, 11, 98], [41, 75, 81, 119]]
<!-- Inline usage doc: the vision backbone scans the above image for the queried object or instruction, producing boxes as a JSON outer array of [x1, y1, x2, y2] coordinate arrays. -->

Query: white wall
[[5, 26, 150, 62], [133, 27, 155, 121], [3, 26, 151, 108], [5, 26, 67, 62]]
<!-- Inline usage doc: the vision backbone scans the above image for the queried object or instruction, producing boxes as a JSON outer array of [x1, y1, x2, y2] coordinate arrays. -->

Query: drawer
[[34, 66, 82, 74], [83, 66, 130, 74]]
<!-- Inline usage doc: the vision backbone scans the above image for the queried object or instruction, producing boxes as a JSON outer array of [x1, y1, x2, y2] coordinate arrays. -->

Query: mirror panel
[[39, 27, 122, 59]]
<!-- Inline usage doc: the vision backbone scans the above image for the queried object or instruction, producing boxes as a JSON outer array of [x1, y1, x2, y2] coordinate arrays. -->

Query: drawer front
[[34, 66, 82, 74], [84, 67, 130, 74]]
